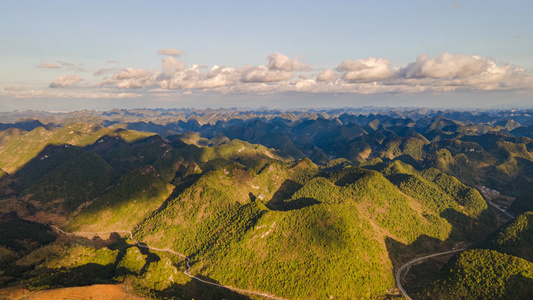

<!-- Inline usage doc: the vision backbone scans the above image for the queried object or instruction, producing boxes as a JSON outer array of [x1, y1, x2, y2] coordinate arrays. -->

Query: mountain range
[[1, 108, 532, 299]]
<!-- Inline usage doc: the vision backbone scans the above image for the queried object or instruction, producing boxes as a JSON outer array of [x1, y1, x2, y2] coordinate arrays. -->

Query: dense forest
[[1, 108, 532, 299]]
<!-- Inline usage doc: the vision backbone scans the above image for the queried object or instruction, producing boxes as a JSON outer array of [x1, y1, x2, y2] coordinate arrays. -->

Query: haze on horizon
[[1, 0, 533, 112]]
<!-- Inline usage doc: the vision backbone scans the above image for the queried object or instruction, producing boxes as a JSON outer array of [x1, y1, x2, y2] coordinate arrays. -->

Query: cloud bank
[[14, 51, 533, 100], [93, 51, 532, 95]]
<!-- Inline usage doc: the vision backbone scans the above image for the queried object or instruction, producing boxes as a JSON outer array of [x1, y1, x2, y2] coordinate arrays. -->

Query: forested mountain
[[0, 108, 532, 299], [413, 212, 533, 299]]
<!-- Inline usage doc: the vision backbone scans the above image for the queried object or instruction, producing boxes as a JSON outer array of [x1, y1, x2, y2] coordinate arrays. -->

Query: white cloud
[[114, 68, 151, 80], [337, 58, 396, 82], [400, 52, 488, 79], [160, 65, 240, 89], [160, 56, 187, 78], [241, 65, 293, 83], [36, 61, 60, 69], [96, 68, 158, 89], [157, 48, 184, 57], [390, 53, 533, 91], [316, 69, 338, 82], [49, 75, 84, 88], [267, 52, 312, 72], [216, 79, 428, 95], [107, 60, 118, 64], [99, 52, 308, 88], [239, 53, 310, 83], [85, 92, 141, 99]]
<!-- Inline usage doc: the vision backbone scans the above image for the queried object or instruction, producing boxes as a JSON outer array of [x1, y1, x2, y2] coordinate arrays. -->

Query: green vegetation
[[116, 246, 147, 277], [67, 165, 173, 232], [130, 159, 495, 299], [141, 257, 179, 291], [13, 146, 89, 193], [0, 124, 112, 174], [509, 193, 533, 214], [309, 148, 329, 165], [25, 245, 120, 290], [425, 249, 533, 299], [0, 246, 17, 269], [0, 236, 246, 300], [21, 152, 118, 211], [0, 219, 56, 252], [4, 109, 533, 299], [483, 212, 533, 262]]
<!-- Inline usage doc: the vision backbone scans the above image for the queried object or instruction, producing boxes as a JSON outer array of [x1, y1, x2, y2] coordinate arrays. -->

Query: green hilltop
[[424, 249, 533, 299], [482, 211, 533, 262], [412, 211, 533, 299]]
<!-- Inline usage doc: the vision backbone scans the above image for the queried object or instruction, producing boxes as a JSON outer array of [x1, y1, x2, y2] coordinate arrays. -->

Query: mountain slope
[[425, 249, 533, 299], [0, 124, 153, 174], [21, 152, 118, 212], [126, 159, 495, 299], [482, 211, 533, 262]]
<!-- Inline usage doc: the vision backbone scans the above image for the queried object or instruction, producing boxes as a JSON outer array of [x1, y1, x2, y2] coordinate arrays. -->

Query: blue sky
[[1, 0, 533, 111]]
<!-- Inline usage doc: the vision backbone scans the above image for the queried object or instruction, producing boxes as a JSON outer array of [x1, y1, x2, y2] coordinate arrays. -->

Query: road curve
[[51, 226, 286, 300], [395, 248, 466, 300], [396, 187, 517, 299]]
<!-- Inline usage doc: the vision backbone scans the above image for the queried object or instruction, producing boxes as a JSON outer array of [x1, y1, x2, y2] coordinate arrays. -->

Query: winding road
[[51, 226, 285, 300], [396, 191, 516, 299], [395, 248, 466, 300], [51, 186, 517, 300]]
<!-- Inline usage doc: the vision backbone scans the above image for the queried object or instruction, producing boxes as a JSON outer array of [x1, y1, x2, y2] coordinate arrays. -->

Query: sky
[[1, 0, 533, 111]]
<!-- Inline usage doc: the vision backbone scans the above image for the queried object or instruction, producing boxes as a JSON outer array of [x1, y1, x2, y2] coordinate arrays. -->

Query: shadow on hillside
[[385, 173, 413, 185], [180, 274, 252, 300], [385, 233, 465, 300], [509, 274, 533, 296], [7, 133, 184, 219], [27, 262, 118, 289], [487, 156, 533, 197], [16, 230, 254, 298], [334, 170, 368, 187], [267, 179, 302, 210], [134, 277, 252, 300], [393, 154, 423, 170], [274, 197, 321, 211], [385, 235, 456, 268], [385, 206, 500, 298], [386, 207, 495, 266], [265, 178, 321, 211], [57, 231, 125, 250], [11, 132, 169, 183]]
